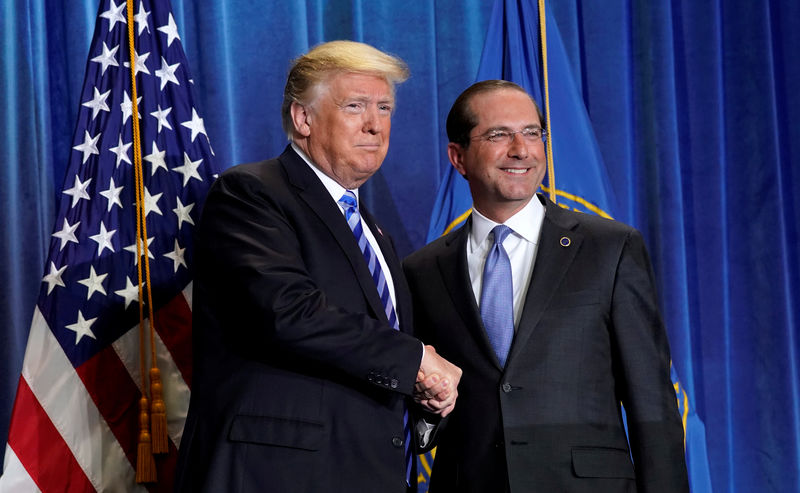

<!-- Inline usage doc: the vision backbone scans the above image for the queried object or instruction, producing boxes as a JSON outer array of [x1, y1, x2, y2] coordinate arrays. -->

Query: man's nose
[[507, 132, 529, 159], [362, 106, 383, 134]]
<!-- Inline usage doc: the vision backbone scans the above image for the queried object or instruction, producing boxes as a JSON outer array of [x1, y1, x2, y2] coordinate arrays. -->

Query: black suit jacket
[[175, 147, 423, 493], [403, 195, 689, 493]]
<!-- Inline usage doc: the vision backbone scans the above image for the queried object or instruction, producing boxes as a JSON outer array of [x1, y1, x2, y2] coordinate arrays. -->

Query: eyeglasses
[[470, 127, 547, 145]]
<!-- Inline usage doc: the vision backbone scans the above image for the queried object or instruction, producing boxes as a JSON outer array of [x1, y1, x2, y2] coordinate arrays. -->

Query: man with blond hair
[[175, 41, 461, 493]]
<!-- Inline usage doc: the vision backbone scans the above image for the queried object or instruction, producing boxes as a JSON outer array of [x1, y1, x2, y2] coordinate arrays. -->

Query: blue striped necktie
[[338, 190, 413, 484], [480, 225, 515, 367]]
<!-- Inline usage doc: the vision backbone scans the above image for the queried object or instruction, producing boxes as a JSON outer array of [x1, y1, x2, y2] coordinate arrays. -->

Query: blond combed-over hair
[[281, 40, 410, 137]]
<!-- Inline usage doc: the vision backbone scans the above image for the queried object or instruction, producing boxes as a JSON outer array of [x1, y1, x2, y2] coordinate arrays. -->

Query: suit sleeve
[[195, 167, 422, 396], [610, 229, 690, 492]]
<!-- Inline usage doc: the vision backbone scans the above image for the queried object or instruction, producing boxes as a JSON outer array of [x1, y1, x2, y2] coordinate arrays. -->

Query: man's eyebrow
[[484, 124, 542, 132]]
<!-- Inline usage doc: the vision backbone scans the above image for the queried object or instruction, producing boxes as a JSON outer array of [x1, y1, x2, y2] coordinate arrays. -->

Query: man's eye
[[488, 132, 510, 141], [343, 102, 364, 113], [379, 104, 393, 113]]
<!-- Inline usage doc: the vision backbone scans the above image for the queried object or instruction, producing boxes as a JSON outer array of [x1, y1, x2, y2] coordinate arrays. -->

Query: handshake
[[414, 345, 462, 417]]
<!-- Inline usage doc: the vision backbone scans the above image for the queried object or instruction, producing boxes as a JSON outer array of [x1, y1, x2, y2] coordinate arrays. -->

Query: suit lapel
[[436, 218, 506, 369], [506, 196, 582, 367], [279, 147, 388, 325]]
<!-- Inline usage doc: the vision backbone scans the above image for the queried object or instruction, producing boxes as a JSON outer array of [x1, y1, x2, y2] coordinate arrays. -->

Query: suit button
[[390, 378, 398, 389], [392, 436, 404, 448], [501, 383, 512, 393]]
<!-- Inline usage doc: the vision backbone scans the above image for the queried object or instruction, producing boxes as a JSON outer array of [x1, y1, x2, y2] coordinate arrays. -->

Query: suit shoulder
[[210, 157, 290, 198], [554, 206, 638, 238], [404, 230, 457, 271], [217, 157, 282, 183]]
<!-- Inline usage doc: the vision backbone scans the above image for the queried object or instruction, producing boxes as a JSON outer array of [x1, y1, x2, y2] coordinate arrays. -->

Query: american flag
[[0, 0, 217, 490]]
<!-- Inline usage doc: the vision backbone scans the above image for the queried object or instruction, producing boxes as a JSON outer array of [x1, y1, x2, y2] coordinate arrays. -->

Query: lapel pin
[[560, 236, 571, 247]]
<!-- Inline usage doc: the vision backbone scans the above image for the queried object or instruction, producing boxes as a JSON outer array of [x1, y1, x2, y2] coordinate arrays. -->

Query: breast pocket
[[547, 289, 602, 311]]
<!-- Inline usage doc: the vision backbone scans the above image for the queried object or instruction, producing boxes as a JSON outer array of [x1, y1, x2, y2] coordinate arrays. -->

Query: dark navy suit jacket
[[403, 195, 689, 493], [175, 147, 422, 493]]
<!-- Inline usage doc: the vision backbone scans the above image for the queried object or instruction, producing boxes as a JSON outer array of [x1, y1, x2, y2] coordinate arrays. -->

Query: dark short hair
[[446, 80, 544, 147]]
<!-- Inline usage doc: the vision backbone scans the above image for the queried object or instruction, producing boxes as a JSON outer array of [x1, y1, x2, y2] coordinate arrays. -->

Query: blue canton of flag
[[0, 0, 219, 491]]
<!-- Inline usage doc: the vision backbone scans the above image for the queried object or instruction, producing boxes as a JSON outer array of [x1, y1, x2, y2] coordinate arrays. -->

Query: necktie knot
[[491, 224, 512, 246], [338, 190, 358, 216]]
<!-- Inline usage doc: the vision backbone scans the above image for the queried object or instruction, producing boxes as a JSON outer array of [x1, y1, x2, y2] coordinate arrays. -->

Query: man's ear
[[290, 101, 312, 137], [447, 142, 468, 177]]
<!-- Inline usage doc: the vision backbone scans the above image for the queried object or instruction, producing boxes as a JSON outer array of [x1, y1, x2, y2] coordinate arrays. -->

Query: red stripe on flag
[[7, 377, 96, 493], [77, 344, 180, 492], [154, 294, 193, 388], [76, 345, 142, 468]]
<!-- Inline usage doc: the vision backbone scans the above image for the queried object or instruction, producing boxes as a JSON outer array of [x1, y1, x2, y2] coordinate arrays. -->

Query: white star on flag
[[99, 0, 127, 33], [124, 236, 155, 265], [134, 1, 151, 35], [143, 141, 168, 175], [173, 152, 203, 186], [173, 197, 195, 229], [52, 217, 80, 250], [89, 221, 116, 255], [65, 310, 98, 344], [42, 262, 68, 295], [90, 41, 120, 75], [62, 175, 92, 208], [109, 134, 132, 167], [82, 87, 112, 120], [77, 266, 109, 300], [157, 13, 181, 47], [121, 91, 142, 125], [123, 50, 151, 76], [163, 239, 187, 272], [181, 108, 207, 143], [72, 130, 101, 164], [114, 276, 142, 309], [150, 104, 173, 133], [141, 188, 164, 217], [155, 56, 181, 90], [99, 177, 124, 212]]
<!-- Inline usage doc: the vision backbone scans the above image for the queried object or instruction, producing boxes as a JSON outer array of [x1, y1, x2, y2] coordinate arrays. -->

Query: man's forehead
[[473, 91, 541, 127], [327, 72, 391, 92]]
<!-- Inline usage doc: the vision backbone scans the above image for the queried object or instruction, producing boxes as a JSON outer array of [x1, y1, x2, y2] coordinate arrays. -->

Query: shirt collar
[[291, 142, 358, 205], [469, 195, 545, 252]]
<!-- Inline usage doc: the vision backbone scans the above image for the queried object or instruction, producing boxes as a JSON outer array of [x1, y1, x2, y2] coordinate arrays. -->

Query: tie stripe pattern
[[480, 225, 515, 367], [338, 190, 412, 484]]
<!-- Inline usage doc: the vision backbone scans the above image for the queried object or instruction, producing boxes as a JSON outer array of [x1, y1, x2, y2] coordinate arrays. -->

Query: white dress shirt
[[467, 197, 546, 328]]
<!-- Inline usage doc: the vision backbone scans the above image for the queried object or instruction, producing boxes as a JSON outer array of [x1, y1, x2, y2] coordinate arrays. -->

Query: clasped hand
[[414, 345, 462, 417]]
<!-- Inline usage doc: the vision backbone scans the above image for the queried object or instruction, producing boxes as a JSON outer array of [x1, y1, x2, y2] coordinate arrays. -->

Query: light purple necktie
[[338, 190, 412, 484], [480, 225, 514, 367]]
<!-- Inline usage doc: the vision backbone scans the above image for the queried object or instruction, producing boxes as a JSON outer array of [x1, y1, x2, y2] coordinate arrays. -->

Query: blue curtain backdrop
[[2, 1, 798, 492]]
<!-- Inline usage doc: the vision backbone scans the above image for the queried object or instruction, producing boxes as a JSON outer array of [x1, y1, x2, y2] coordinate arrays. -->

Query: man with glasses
[[404, 80, 688, 492]]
